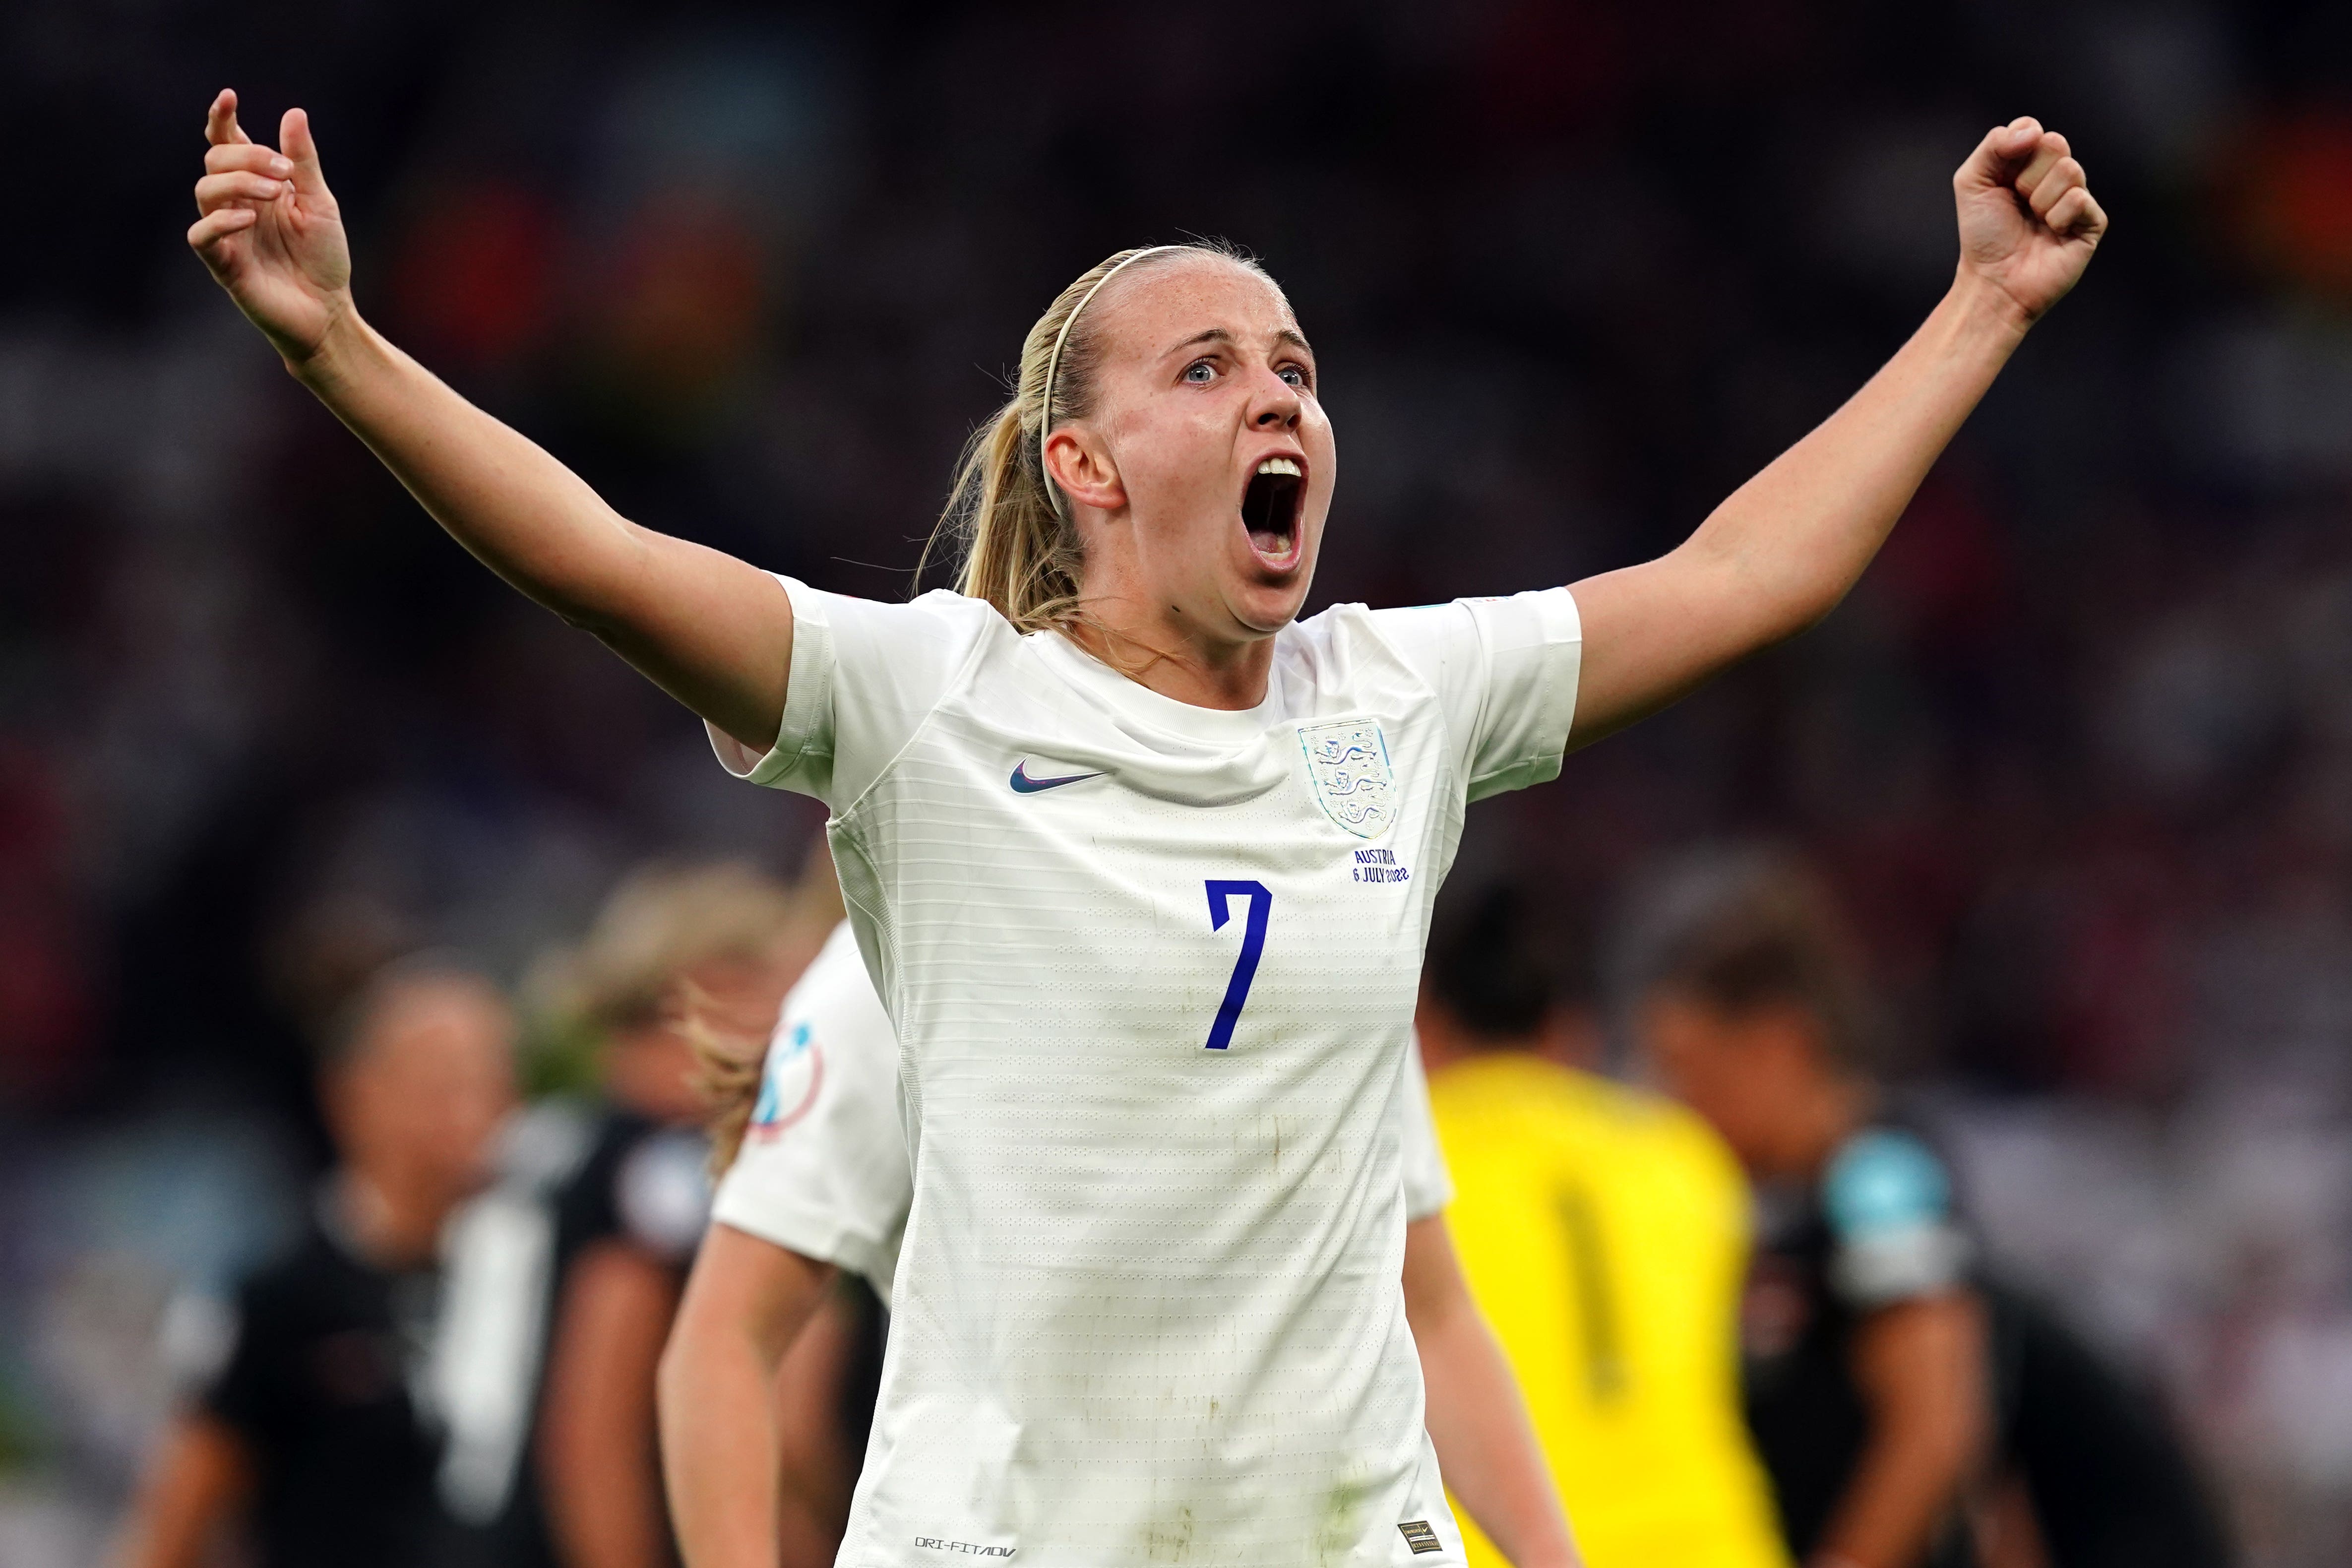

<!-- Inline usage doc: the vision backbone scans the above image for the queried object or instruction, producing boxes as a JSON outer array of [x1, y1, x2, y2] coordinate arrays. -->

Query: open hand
[[1953, 118, 2106, 326], [186, 90, 351, 364]]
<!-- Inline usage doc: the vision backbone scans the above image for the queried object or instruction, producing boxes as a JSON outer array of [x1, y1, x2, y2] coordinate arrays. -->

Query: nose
[[1246, 367, 1301, 430]]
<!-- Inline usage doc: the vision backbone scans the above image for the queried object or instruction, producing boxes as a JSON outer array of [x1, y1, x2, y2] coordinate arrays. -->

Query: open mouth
[[1241, 456, 1305, 566]]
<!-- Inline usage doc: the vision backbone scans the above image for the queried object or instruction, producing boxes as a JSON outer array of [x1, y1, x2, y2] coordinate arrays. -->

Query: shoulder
[[1427, 1054, 1574, 1138], [1819, 1125, 1972, 1307], [1281, 600, 1443, 682], [1347, 589, 1582, 665], [498, 1097, 601, 1194], [796, 580, 1013, 661], [785, 921, 891, 1032], [1821, 1127, 1957, 1238], [609, 1121, 713, 1264], [1579, 1074, 1744, 1172], [556, 1105, 698, 1251], [747, 924, 895, 1139]]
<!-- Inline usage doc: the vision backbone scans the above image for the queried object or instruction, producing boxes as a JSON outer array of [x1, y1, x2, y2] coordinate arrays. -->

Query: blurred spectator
[[1418, 881, 1789, 1568], [1629, 847, 2231, 1568], [107, 958, 517, 1568], [435, 862, 808, 1568]]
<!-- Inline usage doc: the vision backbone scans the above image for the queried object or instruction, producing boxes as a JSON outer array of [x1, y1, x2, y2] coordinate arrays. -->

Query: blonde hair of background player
[[919, 241, 1275, 635], [527, 855, 842, 1172]]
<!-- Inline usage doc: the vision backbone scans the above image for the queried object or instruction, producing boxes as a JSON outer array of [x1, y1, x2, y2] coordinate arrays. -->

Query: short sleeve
[[1821, 1129, 1971, 1309], [711, 925, 911, 1300], [1368, 588, 1582, 802], [1399, 1039, 1454, 1221], [708, 578, 1001, 810]]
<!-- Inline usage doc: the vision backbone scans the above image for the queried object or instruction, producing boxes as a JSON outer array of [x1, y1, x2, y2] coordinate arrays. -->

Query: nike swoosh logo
[[1009, 759, 1104, 794]]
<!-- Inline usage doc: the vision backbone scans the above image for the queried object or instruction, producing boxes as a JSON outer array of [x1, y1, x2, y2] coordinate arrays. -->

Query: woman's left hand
[[1952, 117, 2106, 327]]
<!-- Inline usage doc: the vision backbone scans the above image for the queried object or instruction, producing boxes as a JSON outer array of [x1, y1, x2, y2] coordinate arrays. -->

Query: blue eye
[[1183, 360, 1216, 384], [1279, 365, 1308, 388]]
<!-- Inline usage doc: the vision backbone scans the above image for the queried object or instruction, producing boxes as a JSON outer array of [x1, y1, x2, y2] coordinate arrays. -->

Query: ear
[[1043, 427, 1126, 515]]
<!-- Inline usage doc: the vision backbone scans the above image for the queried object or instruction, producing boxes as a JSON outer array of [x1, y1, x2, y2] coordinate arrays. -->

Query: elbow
[[1884, 1380, 1993, 1498], [1764, 577, 1860, 646]]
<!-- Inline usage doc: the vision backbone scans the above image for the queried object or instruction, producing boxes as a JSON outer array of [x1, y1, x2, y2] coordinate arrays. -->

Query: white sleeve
[[1400, 1037, 1454, 1222], [707, 578, 1001, 810], [710, 924, 911, 1299], [1368, 588, 1583, 802]]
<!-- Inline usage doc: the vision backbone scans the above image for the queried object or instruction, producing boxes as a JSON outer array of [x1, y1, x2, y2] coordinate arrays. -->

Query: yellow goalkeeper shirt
[[1427, 1054, 1790, 1568]]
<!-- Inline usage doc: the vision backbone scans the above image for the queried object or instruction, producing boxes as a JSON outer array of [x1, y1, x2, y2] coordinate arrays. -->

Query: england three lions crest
[[1299, 719, 1397, 839]]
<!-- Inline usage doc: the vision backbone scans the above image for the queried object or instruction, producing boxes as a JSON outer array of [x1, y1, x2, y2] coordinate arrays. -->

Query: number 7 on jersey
[[1203, 880, 1272, 1051]]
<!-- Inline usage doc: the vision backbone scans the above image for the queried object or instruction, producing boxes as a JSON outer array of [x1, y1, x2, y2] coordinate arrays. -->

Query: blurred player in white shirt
[[660, 920, 1565, 1568]]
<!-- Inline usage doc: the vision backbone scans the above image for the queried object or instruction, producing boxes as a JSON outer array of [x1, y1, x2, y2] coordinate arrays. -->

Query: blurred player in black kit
[[433, 861, 818, 1568], [1630, 850, 2230, 1568], [112, 959, 517, 1568]]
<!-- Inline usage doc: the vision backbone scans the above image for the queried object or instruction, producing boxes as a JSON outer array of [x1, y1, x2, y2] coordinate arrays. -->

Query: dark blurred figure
[[1418, 883, 1790, 1568], [438, 862, 809, 1568], [1975, 1280, 2234, 1568], [110, 959, 518, 1568], [1630, 849, 2230, 1568]]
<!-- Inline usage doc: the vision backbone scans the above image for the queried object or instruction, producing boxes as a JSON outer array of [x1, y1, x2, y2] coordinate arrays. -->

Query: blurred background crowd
[[3, 0, 2351, 1564]]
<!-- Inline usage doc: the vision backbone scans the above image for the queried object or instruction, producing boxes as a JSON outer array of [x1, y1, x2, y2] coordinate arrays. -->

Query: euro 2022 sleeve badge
[[1298, 718, 1397, 839], [747, 1018, 824, 1141]]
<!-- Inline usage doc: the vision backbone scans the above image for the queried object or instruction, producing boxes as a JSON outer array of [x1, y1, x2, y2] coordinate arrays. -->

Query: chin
[[1227, 587, 1311, 637]]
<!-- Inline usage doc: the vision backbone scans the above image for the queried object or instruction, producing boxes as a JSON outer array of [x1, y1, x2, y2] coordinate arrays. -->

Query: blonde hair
[[919, 241, 1278, 632], [528, 860, 806, 1038], [693, 848, 849, 1175]]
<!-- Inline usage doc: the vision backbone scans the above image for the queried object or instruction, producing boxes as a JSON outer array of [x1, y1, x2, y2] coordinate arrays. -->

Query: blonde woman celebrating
[[189, 88, 2104, 1568]]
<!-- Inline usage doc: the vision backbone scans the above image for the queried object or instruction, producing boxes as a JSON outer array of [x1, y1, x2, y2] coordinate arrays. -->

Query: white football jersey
[[710, 919, 1458, 1310], [713, 579, 1580, 1568], [712, 919, 913, 1302]]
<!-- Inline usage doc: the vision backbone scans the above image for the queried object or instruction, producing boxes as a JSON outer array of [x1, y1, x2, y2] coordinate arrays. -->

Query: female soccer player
[[660, 919, 1573, 1568], [188, 88, 2104, 1568]]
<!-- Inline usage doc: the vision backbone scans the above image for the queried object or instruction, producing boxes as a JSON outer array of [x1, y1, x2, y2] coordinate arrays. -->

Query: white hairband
[[1039, 245, 1181, 515]]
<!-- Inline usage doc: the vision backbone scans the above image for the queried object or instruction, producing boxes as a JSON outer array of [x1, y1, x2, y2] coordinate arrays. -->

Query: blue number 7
[[1203, 880, 1272, 1051]]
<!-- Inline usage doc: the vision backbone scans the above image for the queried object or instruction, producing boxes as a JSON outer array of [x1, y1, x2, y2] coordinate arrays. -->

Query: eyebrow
[[1163, 326, 1316, 359]]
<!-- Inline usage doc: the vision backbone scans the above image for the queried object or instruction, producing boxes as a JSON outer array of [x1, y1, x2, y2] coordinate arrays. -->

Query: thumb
[[1953, 117, 2040, 195], [280, 107, 329, 196]]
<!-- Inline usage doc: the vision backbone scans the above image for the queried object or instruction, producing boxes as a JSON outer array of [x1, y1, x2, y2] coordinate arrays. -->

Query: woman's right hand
[[187, 90, 352, 366]]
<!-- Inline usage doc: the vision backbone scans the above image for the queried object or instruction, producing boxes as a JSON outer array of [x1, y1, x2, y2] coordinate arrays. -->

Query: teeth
[[1255, 456, 1302, 478]]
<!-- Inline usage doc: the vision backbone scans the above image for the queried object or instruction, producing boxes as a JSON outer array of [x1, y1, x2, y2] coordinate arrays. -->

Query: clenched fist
[[1954, 117, 2107, 326]]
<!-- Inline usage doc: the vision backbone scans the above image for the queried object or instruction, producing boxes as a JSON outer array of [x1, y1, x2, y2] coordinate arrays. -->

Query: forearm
[[291, 311, 790, 746], [1418, 1307, 1581, 1568], [542, 1244, 683, 1568], [547, 1447, 671, 1568], [1812, 1418, 1978, 1568], [661, 1321, 787, 1568], [110, 1415, 250, 1568], [660, 1228, 838, 1568], [1819, 1296, 1989, 1568], [1570, 276, 2027, 742], [1402, 1218, 1579, 1568], [1685, 275, 2025, 634]]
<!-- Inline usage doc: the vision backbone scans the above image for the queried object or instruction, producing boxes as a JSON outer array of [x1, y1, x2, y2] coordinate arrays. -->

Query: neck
[[1779, 1074, 1874, 1183], [334, 1169, 448, 1268], [1066, 594, 1277, 710]]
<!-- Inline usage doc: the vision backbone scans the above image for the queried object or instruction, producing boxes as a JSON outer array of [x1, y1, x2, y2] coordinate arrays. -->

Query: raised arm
[[186, 91, 792, 752], [1567, 118, 2105, 745]]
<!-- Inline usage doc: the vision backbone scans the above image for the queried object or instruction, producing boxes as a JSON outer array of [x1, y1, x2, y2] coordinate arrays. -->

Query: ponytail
[[920, 241, 1271, 632]]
